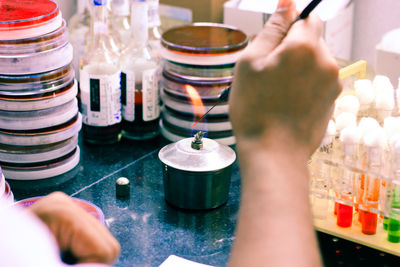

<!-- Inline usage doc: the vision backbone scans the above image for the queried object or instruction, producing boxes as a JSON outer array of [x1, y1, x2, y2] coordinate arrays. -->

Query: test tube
[[386, 137, 400, 241], [356, 118, 380, 222], [373, 75, 395, 124], [355, 79, 375, 119], [360, 128, 387, 235], [336, 126, 360, 228], [310, 120, 336, 219]]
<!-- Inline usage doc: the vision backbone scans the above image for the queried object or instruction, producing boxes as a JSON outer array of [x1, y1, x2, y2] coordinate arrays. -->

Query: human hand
[[229, 0, 341, 157], [27, 192, 120, 265]]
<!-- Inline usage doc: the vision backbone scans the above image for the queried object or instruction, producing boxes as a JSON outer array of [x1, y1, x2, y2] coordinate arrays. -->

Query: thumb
[[244, 0, 297, 58]]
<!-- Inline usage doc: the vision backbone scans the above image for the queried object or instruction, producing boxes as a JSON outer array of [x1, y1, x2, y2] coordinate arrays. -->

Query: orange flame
[[184, 84, 205, 128]]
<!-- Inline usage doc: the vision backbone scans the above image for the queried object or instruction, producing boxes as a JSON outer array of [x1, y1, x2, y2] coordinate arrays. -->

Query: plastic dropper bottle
[[360, 128, 387, 235], [68, 0, 91, 84], [120, 0, 160, 140], [147, 0, 162, 58], [110, 0, 131, 52], [80, 0, 122, 144], [336, 126, 360, 228]]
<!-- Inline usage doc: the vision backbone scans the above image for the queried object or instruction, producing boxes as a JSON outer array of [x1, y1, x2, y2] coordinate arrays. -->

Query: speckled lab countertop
[[8, 135, 400, 267]]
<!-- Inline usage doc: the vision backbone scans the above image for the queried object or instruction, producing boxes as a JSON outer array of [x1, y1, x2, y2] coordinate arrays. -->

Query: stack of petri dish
[[0, 0, 80, 188], [0, 167, 13, 203], [159, 23, 248, 145]]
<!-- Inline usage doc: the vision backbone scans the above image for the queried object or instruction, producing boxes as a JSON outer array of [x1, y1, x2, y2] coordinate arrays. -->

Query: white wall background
[[56, 0, 76, 22], [352, 0, 400, 66]]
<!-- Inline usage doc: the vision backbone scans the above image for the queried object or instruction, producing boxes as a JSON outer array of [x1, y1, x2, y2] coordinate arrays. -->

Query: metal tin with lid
[[159, 132, 236, 210]]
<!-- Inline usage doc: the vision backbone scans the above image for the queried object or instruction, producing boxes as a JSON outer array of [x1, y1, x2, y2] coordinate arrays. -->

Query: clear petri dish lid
[[0, 64, 74, 93], [0, 42, 73, 75], [0, 79, 77, 111], [0, 20, 68, 54], [161, 23, 248, 55], [163, 60, 235, 81]]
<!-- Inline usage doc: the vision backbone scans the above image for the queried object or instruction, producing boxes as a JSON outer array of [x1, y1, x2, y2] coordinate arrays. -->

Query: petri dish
[[0, 98, 78, 130], [0, 112, 82, 146], [0, 79, 77, 111], [0, 42, 73, 75], [163, 60, 235, 81], [0, 64, 74, 93], [0, 20, 68, 54], [0, 0, 62, 40], [2, 146, 80, 180], [15, 194, 105, 224], [0, 173, 4, 197], [161, 23, 248, 65], [162, 71, 231, 100], [0, 134, 78, 164], [161, 88, 229, 116], [162, 106, 232, 132]]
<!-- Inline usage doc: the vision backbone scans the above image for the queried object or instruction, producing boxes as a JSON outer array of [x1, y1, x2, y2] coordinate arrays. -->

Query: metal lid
[[158, 134, 236, 172], [161, 23, 248, 55]]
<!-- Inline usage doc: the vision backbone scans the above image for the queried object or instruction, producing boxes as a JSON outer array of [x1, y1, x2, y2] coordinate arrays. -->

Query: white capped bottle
[[147, 0, 162, 58], [110, 0, 131, 52], [80, 0, 122, 144], [120, 0, 160, 140]]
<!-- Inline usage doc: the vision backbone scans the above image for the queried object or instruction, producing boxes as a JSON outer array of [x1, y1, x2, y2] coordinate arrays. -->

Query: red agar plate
[[0, 0, 59, 29]]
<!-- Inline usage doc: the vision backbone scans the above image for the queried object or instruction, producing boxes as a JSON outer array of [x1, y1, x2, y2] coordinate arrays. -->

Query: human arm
[[228, 0, 341, 266], [27, 192, 120, 265]]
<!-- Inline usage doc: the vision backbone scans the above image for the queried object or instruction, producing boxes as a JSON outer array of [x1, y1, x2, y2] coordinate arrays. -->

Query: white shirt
[[0, 199, 110, 267]]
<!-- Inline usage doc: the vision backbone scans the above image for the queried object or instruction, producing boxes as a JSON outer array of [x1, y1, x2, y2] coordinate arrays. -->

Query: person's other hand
[[229, 0, 341, 157], [27, 192, 120, 265]]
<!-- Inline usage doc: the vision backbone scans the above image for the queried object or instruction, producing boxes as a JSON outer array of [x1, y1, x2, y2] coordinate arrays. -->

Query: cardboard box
[[223, 0, 355, 61], [160, 0, 228, 23]]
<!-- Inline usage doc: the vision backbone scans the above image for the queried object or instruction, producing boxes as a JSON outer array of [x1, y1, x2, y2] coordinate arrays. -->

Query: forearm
[[229, 137, 321, 267]]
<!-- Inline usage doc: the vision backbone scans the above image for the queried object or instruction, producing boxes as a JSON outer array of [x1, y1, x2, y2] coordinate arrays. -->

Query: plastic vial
[[336, 126, 360, 228], [80, 0, 122, 144], [147, 0, 162, 58], [110, 0, 131, 52], [120, 0, 160, 140], [68, 0, 91, 83]]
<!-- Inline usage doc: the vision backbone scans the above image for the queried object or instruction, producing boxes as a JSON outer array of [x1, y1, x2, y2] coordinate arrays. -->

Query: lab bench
[[9, 135, 400, 266]]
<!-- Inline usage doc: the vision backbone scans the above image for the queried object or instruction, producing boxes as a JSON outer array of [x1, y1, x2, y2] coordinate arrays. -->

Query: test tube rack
[[309, 60, 400, 256]]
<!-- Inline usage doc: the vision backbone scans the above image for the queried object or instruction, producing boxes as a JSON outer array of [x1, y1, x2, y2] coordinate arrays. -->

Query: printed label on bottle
[[148, 2, 161, 28], [121, 70, 135, 122], [142, 68, 160, 121], [80, 67, 121, 126]]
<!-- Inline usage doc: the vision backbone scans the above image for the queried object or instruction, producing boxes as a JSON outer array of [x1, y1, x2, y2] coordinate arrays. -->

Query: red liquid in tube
[[361, 211, 377, 235], [337, 203, 353, 228]]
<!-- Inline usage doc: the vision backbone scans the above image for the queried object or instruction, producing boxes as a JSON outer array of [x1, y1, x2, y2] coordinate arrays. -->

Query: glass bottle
[[147, 0, 162, 58], [110, 0, 131, 52], [80, 0, 122, 144], [120, 0, 160, 140], [68, 0, 91, 83]]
